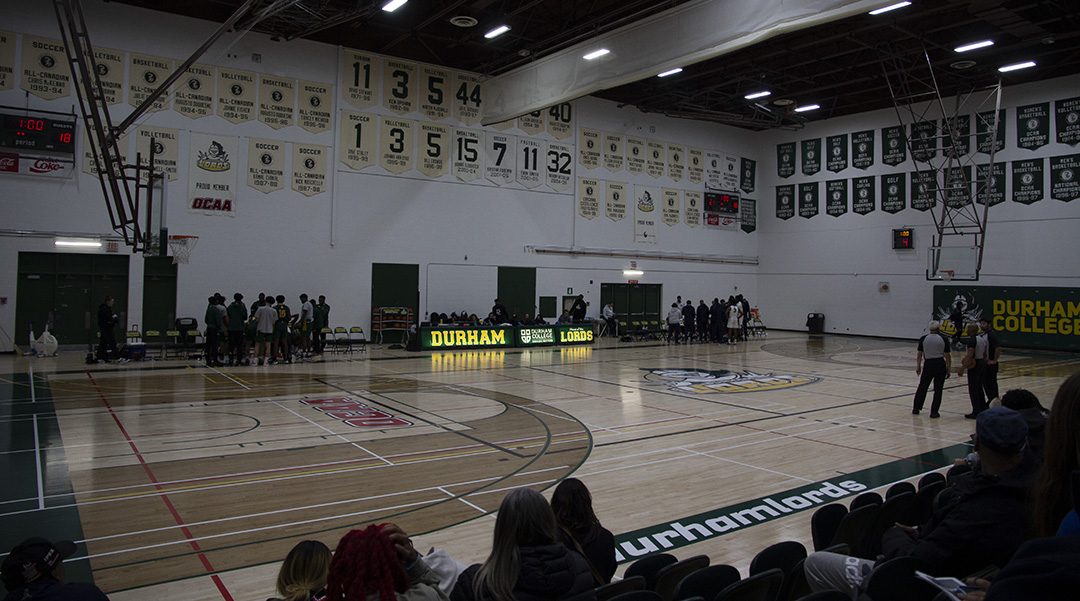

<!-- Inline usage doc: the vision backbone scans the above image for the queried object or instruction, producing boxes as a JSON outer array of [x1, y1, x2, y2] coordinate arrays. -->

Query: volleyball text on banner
[[420, 65, 450, 121], [292, 143, 328, 196], [976, 110, 1006, 154], [0, 31, 14, 91], [383, 59, 417, 114], [21, 36, 71, 100], [259, 75, 296, 129], [579, 129, 600, 170], [634, 185, 659, 244], [452, 129, 482, 182], [546, 103, 573, 140], [975, 163, 1006, 206], [944, 115, 970, 157], [578, 177, 599, 220], [217, 68, 256, 123], [801, 138, 821, 176], [485, 131, 516, 186], [825, 179, 848, 217], [517, 138, 544, 189], [740, 198, 756, 233], [546, 142, 574, 192], [342, 49, 378, 109], [247, 137, 286, 193], [685, 190, 702, 227], [882, 126, 906, 166], [298, 81, 333, 133], [188, 132, 238, 216], [775, 184, 795, 220], [776, 142, 795, 178], [853, 176, 875, 215], [705, 151, 722, 189], [740, 158, 756, 193], [911, 120, 937, 162], [134, 125, 179, 181], [662, 188, 681, 226], [626, 136, 646, 174], [667, 144, 686, 181], [945, 166, 972, 208], [646, 140, 665, 178], [1012, 159, 1044, 204], [798, 181, 819, 218], [720, 154, 739, 191], [826, 134, 848, 173], [606, 181, 627, 222], [1050, 154, 1079, 202], [1016, 103, 1050, 151], [379, 117, 415, 174], [172, 63, 214, 119], [881, 173, 906, 214], [129, 53, 173, 112], [604, 133, 624, 172], [1057, 98, 1080, 146], [339, 111, 377, 171], [911, 170, 936, 211], [453, 72, 483, 125], [89, 47, 124, 104], [688, 148, 704, 184], [417, 122, 449, 178], [517, 110, 544, 136], [851, 130, 874, 169]]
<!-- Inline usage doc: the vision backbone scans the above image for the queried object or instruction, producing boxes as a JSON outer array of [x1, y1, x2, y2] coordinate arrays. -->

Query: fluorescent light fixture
[[623, 269, 644, 277], [998, 61, 1036, 73], [868, 2, 911, 15], [794, 104, 820, 112], [744, 90, 772, 100], [381, 0, 407, 13], [484, 25, 510, 39], [954, 40, 993, 53], [55, 239, 102, 248], [657, 67, 683, 77], [582, 48, 610, 61]]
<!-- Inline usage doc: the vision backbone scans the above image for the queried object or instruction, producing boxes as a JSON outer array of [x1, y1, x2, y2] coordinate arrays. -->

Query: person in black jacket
[[569, 295, 588, 323], [681, 301, 696, 343], [96, 296, 119, 363], [551, 478, 616, 584], [451, 488, 594, 601], [709, 298, 723, 343], [1, 538, 109, 601], [695, 300, 709, 344]]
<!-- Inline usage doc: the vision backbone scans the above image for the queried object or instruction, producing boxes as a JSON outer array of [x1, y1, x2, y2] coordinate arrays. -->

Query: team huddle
[[202, 292, 331, 366]]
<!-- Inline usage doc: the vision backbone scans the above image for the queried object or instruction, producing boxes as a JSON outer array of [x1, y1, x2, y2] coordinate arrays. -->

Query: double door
[[599, 283, 662, 326]]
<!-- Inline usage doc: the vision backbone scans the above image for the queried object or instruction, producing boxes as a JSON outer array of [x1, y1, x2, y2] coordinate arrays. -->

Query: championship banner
[[452, 129, 482, 182], [382, 59, 416, 114], [546, 142, 574, 192], [932, 285, 1080, 351], [798, 182, 819, 219], [853, 176, 875, 215], [484, 131, 515, 185], [910, 120, 937, 163], [134, 125, 179, 181], [517, 138, 543, 189], [419, 65, 450, 121], [578, 177, 600, 220], [800, 138, 821, 176], [976, 109, 1006, 154], [881, 173, 905, 214], [705, 151, 722, 189], [188, 132, 238, 216], [546, 102, 574, 140], [247, 138, 285, 193], [259, 76, 296, 129], [579, 129, 600, 170], [667, 144, 686, 181], [339, 111, 377, 171], [292, 143, 328, 197], [604, 133, 625, 172], [217, 68, 256, 123], [910, 170, 936, 211], [1050, 154, 1079, 202], [418, 122, 449, 178], [944, 165, 971, 208], [89, 47, 124, 104], [173, 63, 214, 119], [688, 148, 704, 184], [720, 154, 739, 191], [776, 142, 795, 178], [452, 72, 483, 125], [379, 117, 414, 175], [882, 126, 906, 166], [0, 31, 14, 91], [626, 136, 646, 174], [851, 130, 874, 170], [517, 110, 544, 135], [826, 134, 848, 173], [975, 163, 1006, 206], [298, 81, 333, 133], [1057, 97, 1080, 146], [342, 49, 378, 109], [128, 53, 172, 112], [740, 158, 756, 193], [662, 188, 681, 226], [825, 179, 847, 217], [1016, 103, 1050, 150], [634, 185, 658, 243], [21, 36, 71, 100], [943, 115, 970, 157], [1011, 159, 1044, 205], [646, 140, 665, 178], [739, 198, 756, 234], [685, 190, 702, 228], [606, 181, 627, 222], [775, 185, 795, 220]]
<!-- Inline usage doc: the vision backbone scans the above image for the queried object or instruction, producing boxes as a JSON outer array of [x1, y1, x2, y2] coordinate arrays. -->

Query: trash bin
[[806, 313, 825, 334]]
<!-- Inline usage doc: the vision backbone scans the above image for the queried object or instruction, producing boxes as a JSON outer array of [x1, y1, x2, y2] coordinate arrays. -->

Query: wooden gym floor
[[1, 333, 1076, 600]]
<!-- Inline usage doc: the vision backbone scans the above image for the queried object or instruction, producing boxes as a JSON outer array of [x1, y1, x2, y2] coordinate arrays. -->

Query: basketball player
[[726, 295, 742, 344], [253, 295, 276, 366], [226, 293, 247, 366], [272, 295, 291, 364], [295, 293, 314, 359], [912, 320, 951, 417]]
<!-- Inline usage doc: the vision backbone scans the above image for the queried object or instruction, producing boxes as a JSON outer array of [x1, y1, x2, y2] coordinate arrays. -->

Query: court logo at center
[[642, 368, 819, 393]]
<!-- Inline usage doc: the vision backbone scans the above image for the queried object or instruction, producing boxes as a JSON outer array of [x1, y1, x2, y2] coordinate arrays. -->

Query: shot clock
[[892, 227, 914, 250], [0, 113, 77, 154]]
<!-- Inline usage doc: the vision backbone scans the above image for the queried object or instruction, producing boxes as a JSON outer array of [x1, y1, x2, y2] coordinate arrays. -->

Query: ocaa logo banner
[[642, 368, 818, 393]]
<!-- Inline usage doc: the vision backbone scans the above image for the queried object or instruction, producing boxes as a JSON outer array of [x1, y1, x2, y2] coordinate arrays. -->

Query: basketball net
[[167, 235, 198, 264]]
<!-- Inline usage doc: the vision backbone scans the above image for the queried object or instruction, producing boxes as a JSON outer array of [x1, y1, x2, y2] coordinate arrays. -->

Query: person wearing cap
[[804, 407, 1037, 597], [912, 320, 952, 418], [1, 538, 108, 600]]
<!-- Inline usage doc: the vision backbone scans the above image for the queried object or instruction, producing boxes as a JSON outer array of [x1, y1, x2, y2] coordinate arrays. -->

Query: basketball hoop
[[940, 269, 955, 282], [167, 235, 199, 264]]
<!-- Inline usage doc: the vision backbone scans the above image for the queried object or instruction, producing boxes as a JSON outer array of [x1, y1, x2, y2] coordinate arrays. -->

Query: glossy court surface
[[2, 333, 1076, 600]]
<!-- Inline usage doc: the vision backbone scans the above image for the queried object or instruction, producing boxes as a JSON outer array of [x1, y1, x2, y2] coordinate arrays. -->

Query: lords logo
[[300, 397, 411, 429]]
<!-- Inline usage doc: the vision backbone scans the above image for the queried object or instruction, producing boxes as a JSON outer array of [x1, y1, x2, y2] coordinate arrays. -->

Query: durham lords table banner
[[933, 285, 1080, 351]]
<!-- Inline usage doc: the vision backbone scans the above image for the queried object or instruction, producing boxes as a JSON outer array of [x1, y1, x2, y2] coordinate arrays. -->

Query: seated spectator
[[1, 538, 108, 601], [272, 540, 331, 601], [482, 313, 497, 326], [510, 314, 520, 326], [1000, 388, 1049, 462], [522, 313, 533, 326], [327, 523, 446, 601], [551, 478, 615, 584], [805, 407, 1036, 597], [556, 311, 572, 325], [533, 315, 547, 325], [430, 312, 441, 325], [450, 489, 594, 601], [951, 535, 1080, 600], [1033, 371, 1080, 537], [468, 314, 480, 326]]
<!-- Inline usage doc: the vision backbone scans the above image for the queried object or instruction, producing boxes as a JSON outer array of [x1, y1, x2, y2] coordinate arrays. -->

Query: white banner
[[0, 30, 14, 91], [174, 64, 215, 119], [517, 138, 543, 189], [91, 47, 125, 105], [453, 72, 483, 125], [342, 49, 378, 109], [662, 188, 681, 226], [247, 138, 286, 193], [259, 75, 296, 129], [667, 143, 686, 181], [452, 129, 482, 182], [293, 143, 328, 196], [383, 59, 417, 114], [546, 142, 574, 192], [720, 153, 739, 191], [188, 132, 238, 217], [688, 148, 704, 184], [517, 110, 544, 136], [420, 65, 451, 121], [705, 151, 723, 189], [685, 190, 702, 227], [129, 53, 173, 112], [298, 80, 333, 133], [578, 177, 599, 220], [379, 117, 414, 174], [134, 125, 179, 181], [22, 36, 71, 100], [580, 129, 600, 170], [217, 68, 256, 123], [418, 122, 449, 178], [546, 103, 574, 140], [634, 185, 659, 244], [606, 181, 627, 222], [604, 133, 624, 172], [339, 110, 377, 171], [485, 132, 516, 186], [626, 136, 645, 174], [646, 140, 665, 178]]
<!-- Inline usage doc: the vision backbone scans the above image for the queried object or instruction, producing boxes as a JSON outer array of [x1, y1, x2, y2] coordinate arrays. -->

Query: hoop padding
[[168, 235, 198, 264]]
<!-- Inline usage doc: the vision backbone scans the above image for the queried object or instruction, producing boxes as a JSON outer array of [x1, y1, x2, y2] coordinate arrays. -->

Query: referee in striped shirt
[[912, 320, 951, 418]]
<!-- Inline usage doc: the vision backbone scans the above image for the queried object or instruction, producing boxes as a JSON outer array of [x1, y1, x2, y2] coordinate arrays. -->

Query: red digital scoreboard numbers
[[0, 114, 77, 154], [892, 227, 914, 249], [704, 191, 739, 214]]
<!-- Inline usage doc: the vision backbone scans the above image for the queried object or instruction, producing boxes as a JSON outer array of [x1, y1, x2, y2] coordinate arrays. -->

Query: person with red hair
[[326, 523, 447, 601]]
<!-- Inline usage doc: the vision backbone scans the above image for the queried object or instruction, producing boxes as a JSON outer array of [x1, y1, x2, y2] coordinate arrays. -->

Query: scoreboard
[[892, 227, 914, 250], [0, 113, 77, 154], [704, 191, 739, 214]]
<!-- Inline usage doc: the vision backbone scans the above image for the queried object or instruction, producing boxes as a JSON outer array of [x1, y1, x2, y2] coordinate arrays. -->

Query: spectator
[[226, 293, 248, 366], [1032, 372, 1080, 537], [450, 489, 593, 601], [709, 298, 723, 342], [327, 523, 445, 601], [556, 311, 572, 325], [569, 295, 588, 323], [314, 296, 330, 355], [1, 538, 108, 601], [491, 300, 508, 324], [602, 303, 617, 337], [1000, 389, 1049, 463], [551, 478, 615, 584], [96, 295, 119, 363], [666, 303, 682, 344], [254, 296, 276, 366], [979, 317, 1003, 405], [532, 315, 547, 325], [273, 540, 331, 601], [204, 295, 225, 367]]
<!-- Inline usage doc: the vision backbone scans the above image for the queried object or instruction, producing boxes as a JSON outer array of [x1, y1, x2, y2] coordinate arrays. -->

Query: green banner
[[1017, 102, 1050, 150], [851, 130, 874, 169], [943, 114, 970, 157], [798, 181, 819, 218], [945, 165, 972, 208], [777, 143, 795, 178], [911, 120, 937, 163], [975, 163, 1006, 206], [801, 138, 821, 175], [825, 179, 847, 217], [881, 173, 905, 213], [826, 134, 848, 173], [516, 326, 557, 347], [740, 198, 757, 233], [882, 126, 906, 166], [1012, 159, 1044, 205], [556, 325, 595, 345], [1057, 97, 1080, 146], [853, 176, 875, 215], [933, 285, 1080, 351], [910, 170, 936, 212], [776, 185, 795, 220], [421, 327, 512, 350], [1050, 154, 1080, 202], [976, 109, 1006, 154], [741, 157, 756, 193]]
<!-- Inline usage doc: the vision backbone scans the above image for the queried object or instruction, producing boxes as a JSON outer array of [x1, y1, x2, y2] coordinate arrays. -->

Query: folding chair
[[861, 557, 938, 601], [349, 326, 368, 352], [164, 329, 181, 358], [187, 329, 202, 359], [653, 555, 709, 601], [673, 565, 740, 601], [319, 327, 333, 354], [714, 568, 783, 601], [624, 553, 677, 590], [143, 330, 163, 359], [811, 503, 848, 551], [830, 504, 880, 559], [333, 326, 349, 353], [864, 491, 917, 557]]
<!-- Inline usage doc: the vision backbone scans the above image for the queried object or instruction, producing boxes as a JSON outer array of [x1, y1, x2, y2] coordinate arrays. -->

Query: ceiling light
[[998, 61, 1036, 73], [381, 0, 407, 13], [744, 90, 771, 100], [773, 98, 795, 107], [794, 104, 820, 113], [484, 24, 510, 39], [583, 48, 610, 61], [55, 239, 102, 248], [657, 68, 683, 78], [450, 16, 478, 28], [954, 40, 993, 53], [868, 2, 911, 15], [623, 269, 644, 277]]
